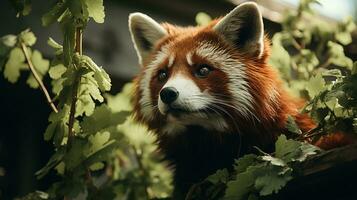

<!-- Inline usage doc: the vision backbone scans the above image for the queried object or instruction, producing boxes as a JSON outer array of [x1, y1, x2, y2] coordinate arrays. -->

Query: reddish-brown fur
[[132, 19, 354, 197]]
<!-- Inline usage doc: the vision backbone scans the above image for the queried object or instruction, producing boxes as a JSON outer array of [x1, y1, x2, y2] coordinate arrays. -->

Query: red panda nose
[[160, 87, 179, 104]]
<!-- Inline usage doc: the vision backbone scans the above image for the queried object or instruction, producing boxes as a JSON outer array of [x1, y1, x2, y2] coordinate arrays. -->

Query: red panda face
[[129, 3, 277, 134], [142, 36, 238, 132]]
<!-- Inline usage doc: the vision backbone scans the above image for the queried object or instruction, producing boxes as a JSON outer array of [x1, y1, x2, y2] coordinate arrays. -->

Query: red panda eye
[[158, 69, 168, 82], [196, 64, 212, 78]]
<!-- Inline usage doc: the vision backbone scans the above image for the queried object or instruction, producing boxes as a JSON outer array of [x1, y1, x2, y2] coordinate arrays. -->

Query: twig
[[20, 42, 58, 113], [64, 28, 82, 200], [67, 28, 82, 142], [291, 38, 303, 50]]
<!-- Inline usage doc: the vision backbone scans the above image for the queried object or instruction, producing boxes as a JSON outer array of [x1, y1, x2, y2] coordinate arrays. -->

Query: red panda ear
[[213, 2, 264, 58], [129, 13, 167, 65]]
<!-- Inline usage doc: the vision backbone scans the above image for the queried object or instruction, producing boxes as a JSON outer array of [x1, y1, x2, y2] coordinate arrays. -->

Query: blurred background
[[0, 0, 356, 199]]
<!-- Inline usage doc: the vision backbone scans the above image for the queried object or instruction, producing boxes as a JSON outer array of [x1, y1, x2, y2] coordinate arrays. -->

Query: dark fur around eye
[[158, 69, 168, 82], [195, 64, 213, 78]]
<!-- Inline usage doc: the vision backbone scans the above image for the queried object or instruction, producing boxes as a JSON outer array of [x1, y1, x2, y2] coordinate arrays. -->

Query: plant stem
[[67, 28, 82, 145], [20, 42, 58, 113], [132, 145, 150, 199], [64, 27, 82, 200]]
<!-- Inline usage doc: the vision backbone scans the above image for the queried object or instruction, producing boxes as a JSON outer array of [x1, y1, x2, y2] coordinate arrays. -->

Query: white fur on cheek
[[139, 45, 169, 120]]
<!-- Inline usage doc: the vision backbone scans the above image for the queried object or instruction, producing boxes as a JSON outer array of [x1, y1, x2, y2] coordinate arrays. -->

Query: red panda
[[128, 2, 354, 197]]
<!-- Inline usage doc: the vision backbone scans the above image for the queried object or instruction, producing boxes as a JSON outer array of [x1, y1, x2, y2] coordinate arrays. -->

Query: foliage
[[269, 0, 357, 140], [186, 135, 320, 200], [269, 0, 355, 97], [1, 0, 172, 199], [1, 29, 49, 88]]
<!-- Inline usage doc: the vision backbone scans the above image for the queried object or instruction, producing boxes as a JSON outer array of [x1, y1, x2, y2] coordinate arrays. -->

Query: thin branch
[[291, 38, 303, 50], [67, 28, 83, 141], [20, 42, 58, 113]]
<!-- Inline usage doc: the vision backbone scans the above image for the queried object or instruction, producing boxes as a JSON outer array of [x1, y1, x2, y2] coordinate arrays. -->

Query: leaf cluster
[[187, 135, 319, 200], [0, 29, 50, 88]]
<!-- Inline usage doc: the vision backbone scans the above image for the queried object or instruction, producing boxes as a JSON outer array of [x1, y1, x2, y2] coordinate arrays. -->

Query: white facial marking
[[139, 45, 170, 120], [196, 42, 256, 120], [186, 52, 193, 66], [158, 74, 206, 114], [168, 54, 175, 68]]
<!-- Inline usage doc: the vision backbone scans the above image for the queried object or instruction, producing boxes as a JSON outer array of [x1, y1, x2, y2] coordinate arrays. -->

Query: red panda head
[[129, 3, 292, 135]]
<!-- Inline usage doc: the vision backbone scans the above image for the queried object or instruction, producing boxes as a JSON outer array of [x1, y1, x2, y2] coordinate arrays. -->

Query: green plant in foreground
[[1, 0, 172, 199]]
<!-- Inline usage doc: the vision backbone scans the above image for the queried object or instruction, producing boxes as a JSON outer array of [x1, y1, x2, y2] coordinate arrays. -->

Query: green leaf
[[36, 147, 66, 179], [77, 54, 111, 91], [105, 83, 134, 112], [275, 135, 319, 163], [93, 67, 111, 91], [296, 143, 320, 162], [306, 74, 325, 98], [352, 62, 357, 75], [275, 135, 301, 161], [47, 37, 63, 55], [84, 131, 112, 156], [286, 116, 302, 135], [19, 29, 37, 46], [195, 12, 212, 26], [261, 156, 286, 167], [254, 167, 292, 196], [1, 35, 17, 71], [68, 0, 85, 18], [84, 0, 105, 23], [269, 33, 291, 78], [327, 41, 353, 69], [49, 64, 67, 80], [2, 35, 17, 47], [82, 141, 119, 168], [81, 104, 129, 135], [44, 105, 70, 147], [224, 169, 255, 200], [335, 32, 352, 45], [64, 137, 87, 170], [206, 169, 229, 184], [234, 154, 258, 174], [89, 162, 105, 171], [294, 49, 319, 72], [41, 1, 67, 26], [10, 0, 32, 17], [55, 162, 65, 175], [4, 47, 27, 83]]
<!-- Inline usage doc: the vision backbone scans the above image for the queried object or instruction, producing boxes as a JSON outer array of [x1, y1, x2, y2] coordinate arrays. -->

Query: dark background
[[0, 0, 356, 199]]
